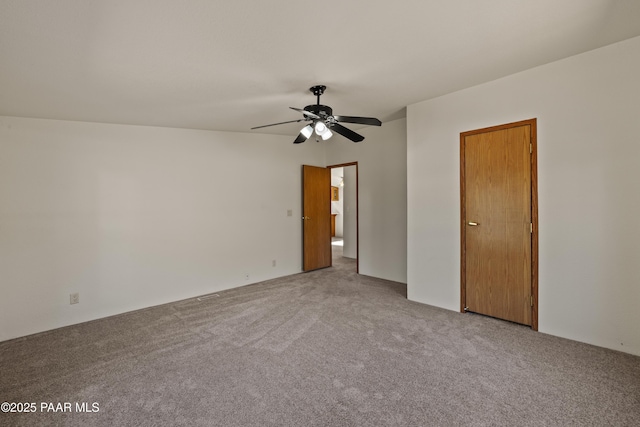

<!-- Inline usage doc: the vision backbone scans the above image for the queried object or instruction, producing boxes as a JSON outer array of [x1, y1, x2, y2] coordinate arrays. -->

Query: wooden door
[[461, 119, 538, 327], [302, 165, 331, 271]]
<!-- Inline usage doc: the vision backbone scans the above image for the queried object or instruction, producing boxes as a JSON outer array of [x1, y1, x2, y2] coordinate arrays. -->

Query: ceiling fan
[[251, 85, 382, 144]]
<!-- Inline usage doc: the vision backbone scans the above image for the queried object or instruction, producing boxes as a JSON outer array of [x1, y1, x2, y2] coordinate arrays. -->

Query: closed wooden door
[[302, 165, 331, 271], [461, 120, 537, 327]]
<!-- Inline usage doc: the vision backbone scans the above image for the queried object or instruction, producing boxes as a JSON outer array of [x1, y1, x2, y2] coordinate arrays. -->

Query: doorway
[[329, 162, 359, 273], [460, 119, 538, 330], [301, 163, 359, 273]]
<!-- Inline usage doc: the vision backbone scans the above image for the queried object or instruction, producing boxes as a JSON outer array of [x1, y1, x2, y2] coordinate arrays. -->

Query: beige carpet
[[1, 254, 639, 426]]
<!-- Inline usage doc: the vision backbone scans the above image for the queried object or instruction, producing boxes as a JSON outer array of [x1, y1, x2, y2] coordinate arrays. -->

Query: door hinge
[[530, 223, 533, 233], [530, 296, 534, 307], [530, 143, 532, 154]]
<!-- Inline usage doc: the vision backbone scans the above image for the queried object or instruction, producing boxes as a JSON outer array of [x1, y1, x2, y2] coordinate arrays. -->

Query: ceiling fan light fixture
[[314, 121, 333, 140], [300, 125, 313, 139]]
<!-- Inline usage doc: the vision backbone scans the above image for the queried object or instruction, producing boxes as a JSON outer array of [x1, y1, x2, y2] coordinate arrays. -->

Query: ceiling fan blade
[[290, 107, 320, 120], [251, 119, 305, 130], [329, 123, 365, 143], [293, 131, 311, 144], [333, 115, 382, 126]]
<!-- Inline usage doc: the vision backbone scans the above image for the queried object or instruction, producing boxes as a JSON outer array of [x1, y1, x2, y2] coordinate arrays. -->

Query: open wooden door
[[302, 165, 331, 271], [461, 119, 538, 329]]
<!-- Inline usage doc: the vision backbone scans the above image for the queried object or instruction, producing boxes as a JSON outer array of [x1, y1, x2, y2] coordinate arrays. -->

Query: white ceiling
[[1, 0, 640, 137]]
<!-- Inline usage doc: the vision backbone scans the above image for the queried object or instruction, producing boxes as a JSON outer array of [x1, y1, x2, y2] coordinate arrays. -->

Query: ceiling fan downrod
[[310, 85, 326, 105]]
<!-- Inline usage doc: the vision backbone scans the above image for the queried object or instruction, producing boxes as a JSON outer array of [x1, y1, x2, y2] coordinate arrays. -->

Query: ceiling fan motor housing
[[304, 104, 333, 120]]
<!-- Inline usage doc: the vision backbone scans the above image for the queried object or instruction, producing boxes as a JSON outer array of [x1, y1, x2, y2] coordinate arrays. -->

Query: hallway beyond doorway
[[332, 237, 355, 270]]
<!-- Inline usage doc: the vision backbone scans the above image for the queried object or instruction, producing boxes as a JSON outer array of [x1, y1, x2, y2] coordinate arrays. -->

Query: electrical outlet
[[272, 260, 276, 267], [287, 209, 293, 217], [70, 293, 79, 305]]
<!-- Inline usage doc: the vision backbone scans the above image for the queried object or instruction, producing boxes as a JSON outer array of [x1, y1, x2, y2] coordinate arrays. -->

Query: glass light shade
[[300, 125, 313, 138], [321, 129, 333, 140], [314, 121, 327, 135]]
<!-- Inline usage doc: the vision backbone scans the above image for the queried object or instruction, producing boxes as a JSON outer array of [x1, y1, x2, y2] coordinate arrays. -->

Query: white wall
[[407, 36, 640, 355], [326, 118, 407, 283], [0, 116, 325, 342]]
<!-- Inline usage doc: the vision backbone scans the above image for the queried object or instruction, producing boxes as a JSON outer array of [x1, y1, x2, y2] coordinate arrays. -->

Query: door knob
[[467, 222, 479, 226]]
